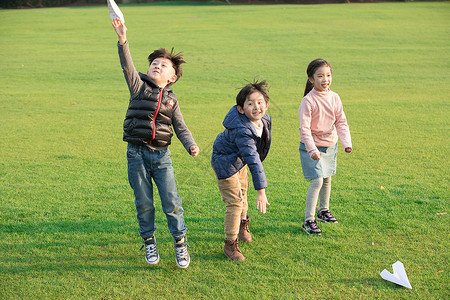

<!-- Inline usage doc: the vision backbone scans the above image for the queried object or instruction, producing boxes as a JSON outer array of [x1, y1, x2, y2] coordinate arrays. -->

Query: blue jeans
[[127, 143, 187, 240]]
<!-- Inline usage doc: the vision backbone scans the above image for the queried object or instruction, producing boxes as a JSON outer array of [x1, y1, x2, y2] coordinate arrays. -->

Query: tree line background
[[1, 0, 439, 9]]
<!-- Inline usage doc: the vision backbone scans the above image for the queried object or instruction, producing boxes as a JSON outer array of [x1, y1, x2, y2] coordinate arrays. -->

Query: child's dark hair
[[236, 80, 270, 108], [304, 58, 332, 96], [148, 48, 186, 84]]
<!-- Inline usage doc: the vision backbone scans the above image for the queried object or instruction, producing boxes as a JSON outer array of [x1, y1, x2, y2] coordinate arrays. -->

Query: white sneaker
[[174, 237, 190, 269], [141, 236, 160, 265]]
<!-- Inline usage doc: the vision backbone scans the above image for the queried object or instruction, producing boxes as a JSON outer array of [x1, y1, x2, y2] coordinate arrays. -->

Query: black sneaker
[[140, 236, 160, 265], [174, 237, 190, 269], [317, 210, 338, 223], [302, 220, 322, 235]]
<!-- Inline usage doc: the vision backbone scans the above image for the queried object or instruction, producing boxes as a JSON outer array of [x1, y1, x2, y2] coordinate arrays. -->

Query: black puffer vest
[[123, 73, 177, 147]]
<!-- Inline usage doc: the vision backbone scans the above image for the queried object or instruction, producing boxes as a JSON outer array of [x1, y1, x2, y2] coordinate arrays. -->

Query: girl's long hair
[[304, 58, 332, 96]]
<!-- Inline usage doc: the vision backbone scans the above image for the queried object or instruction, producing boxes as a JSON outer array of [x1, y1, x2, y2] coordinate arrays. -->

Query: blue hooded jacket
[[211, 106, 271, 190]]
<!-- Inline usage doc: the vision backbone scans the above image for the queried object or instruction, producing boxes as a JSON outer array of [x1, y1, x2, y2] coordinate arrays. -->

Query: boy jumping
[[112, 18, 199, 269]]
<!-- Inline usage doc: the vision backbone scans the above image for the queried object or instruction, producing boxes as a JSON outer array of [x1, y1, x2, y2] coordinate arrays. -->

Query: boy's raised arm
[[112, 18, 143, 98], [112, 18, 127, 45]]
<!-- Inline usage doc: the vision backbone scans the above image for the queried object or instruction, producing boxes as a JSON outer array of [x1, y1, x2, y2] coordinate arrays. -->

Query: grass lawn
[[0, 1, 449, 298]]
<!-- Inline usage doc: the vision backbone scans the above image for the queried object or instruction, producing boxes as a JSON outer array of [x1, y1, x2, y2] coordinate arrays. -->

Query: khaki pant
[[216, 167, 249, 241]]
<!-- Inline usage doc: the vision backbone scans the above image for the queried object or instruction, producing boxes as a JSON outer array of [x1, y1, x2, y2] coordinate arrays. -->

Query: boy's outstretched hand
[[112, 18, 127, 45], [190, 145, 200, 157], [256, 189, 270, 214]]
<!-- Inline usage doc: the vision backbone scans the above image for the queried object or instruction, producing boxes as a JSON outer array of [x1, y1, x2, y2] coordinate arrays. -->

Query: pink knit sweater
[[299, 88, 352, 157]]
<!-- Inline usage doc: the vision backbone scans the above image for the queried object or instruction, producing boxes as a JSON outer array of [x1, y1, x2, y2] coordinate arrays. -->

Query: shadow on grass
[[337, 277, 405, 291], [0, 220, 135, 235], [1, 211, 321, 273], [0, 217, 232, 274]]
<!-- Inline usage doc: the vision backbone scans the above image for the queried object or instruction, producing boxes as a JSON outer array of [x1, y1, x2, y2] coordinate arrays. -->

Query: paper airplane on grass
[[107, 0, 125, 23], [380, 260, 412, 289]]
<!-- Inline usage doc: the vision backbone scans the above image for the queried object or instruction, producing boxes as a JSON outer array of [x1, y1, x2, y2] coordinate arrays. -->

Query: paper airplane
[[380, 260, 412, 289], [107, 0, 125, 23]]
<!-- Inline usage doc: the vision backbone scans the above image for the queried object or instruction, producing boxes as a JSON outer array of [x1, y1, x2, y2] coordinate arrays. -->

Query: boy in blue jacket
[[211, 80, 271, 261]]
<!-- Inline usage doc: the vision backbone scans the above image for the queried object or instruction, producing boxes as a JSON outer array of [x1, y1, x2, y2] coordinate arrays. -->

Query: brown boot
[[224, 238, 245, 261], [238, 216, 252, 243]]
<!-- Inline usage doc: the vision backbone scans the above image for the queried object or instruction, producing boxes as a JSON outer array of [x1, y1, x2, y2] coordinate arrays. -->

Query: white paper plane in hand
[[380, 260, 412, 289], [107, 0, 125, 23]]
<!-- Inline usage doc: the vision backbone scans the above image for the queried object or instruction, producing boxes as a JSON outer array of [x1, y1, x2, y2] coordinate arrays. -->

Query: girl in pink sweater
[[298, 58, 352, 235]]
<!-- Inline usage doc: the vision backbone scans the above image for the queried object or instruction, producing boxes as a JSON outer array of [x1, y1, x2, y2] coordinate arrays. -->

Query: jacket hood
[[223, 106, 247, 130]]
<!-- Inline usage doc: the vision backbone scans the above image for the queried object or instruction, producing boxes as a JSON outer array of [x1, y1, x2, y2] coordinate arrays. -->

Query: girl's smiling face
[[309, 65, 332, 93]]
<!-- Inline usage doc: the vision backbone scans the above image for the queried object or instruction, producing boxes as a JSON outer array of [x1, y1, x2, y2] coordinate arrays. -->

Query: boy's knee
[[223, 194, 244, 207]]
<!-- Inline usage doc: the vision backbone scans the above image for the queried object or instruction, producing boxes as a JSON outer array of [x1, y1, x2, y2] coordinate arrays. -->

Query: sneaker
[[224, 238, 245, 261], [317, 210, 338, 223], [141, 236, 160, 265], [174, 237, 190, 269], [238, 215, 252, 243], [302, 220, 322, 235]]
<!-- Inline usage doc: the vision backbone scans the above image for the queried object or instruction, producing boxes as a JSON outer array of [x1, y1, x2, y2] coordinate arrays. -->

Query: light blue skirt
[[299, 142, 337, 179]]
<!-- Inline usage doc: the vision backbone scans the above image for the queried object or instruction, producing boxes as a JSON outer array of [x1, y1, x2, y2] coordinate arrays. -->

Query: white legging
[[304, 177, 331, 222]]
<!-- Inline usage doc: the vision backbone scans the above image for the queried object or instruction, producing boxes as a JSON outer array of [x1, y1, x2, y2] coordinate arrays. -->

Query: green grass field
[[1, 1, 449, 298]]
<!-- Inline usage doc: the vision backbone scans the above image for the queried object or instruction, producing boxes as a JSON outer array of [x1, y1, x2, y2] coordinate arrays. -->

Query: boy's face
[[237, 91, 269, 125], [147, 57, 177, 87]]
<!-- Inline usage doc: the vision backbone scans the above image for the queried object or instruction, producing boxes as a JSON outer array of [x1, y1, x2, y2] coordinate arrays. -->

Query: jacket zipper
[[149, 87, 164, 145]]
